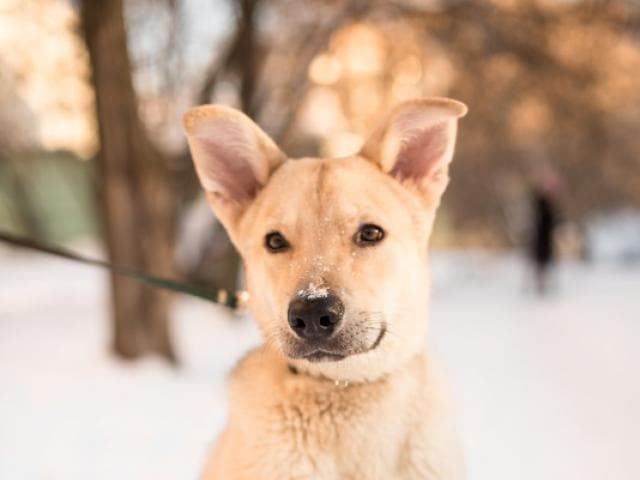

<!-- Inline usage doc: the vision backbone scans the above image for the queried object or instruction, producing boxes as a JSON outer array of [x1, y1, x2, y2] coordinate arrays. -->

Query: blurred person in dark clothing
[[529, 167, 561, 295]]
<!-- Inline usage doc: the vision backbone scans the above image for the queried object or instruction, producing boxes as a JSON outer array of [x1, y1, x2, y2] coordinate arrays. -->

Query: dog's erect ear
[[360, 98, 467, 204], [183, 105, 286, 229]]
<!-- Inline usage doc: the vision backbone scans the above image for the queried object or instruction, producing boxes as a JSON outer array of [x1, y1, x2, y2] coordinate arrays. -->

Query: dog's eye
[[265, 231, 290, 253], [354, 224, 385, 247]]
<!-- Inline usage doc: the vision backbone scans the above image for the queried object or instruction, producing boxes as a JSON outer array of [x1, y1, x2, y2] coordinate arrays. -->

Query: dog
[[183, 97, 468, 479]]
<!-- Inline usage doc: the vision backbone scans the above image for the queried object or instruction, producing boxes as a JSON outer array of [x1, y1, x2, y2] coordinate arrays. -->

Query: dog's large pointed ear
[[183, 105, 286, 230], [360, 98, 467, 205]]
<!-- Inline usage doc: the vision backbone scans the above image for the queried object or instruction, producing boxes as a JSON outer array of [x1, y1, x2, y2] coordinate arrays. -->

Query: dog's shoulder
[[226, 345, 293, 405]]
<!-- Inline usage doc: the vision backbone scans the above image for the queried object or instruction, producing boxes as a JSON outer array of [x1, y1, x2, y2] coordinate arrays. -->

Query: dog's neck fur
[[284, 352, 422, 388]]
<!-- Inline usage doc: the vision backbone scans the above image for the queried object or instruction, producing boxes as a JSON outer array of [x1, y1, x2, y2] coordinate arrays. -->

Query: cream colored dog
[[183, 98, 468, 480]]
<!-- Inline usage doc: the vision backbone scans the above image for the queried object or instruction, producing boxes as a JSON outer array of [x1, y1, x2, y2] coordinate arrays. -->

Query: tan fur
[[183, 98, 468, 479]]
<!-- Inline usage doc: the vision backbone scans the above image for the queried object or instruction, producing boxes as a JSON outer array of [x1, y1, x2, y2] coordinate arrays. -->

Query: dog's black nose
[[287, 293, 344, 341]]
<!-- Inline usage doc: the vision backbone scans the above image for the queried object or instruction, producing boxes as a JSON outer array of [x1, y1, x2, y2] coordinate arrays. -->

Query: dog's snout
[[287, 294, 344, 341]]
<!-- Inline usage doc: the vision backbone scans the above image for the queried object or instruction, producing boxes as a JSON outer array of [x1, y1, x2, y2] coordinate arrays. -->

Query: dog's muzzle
[[287, 292, 344, 343], [285, 291, 387, 363]]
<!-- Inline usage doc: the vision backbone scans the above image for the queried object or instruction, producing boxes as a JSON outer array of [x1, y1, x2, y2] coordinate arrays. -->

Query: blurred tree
[[172, 0, 369, 290], [275, 0, 640, 246], [188, 0, 264, 293], [81, 0, 176, 362], [0, 65, 42, 237], [0, 0, 96, 240]]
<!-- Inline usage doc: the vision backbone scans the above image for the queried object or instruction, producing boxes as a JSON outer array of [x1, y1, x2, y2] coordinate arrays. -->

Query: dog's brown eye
[[265, 231, 290, 252], [354, 224, 385, 246]]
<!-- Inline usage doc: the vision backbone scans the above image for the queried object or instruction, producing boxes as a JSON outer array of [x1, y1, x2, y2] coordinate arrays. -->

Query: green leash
[[0, 231, 247, 309]]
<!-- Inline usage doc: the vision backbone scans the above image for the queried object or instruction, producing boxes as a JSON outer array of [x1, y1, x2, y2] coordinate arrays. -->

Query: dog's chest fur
[[206, 347, 460, 480]]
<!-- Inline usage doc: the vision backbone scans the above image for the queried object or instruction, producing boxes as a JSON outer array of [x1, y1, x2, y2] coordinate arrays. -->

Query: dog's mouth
[[291, 323, 387, 363], [303, 351, 346, 362]]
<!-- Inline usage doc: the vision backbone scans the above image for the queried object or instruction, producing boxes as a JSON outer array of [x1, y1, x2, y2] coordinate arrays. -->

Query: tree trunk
[[80, 0, 176, 362]]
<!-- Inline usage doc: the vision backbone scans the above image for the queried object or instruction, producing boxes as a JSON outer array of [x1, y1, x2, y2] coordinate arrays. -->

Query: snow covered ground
[[1, 251, 638, 479]]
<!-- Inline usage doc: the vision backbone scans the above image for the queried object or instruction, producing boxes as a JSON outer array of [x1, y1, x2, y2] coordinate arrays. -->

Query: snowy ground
[[1, 251, 638, 479]]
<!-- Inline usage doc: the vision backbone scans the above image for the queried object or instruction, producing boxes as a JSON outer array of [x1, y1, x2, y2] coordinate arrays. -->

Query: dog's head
[[183, 98, 466, 382]]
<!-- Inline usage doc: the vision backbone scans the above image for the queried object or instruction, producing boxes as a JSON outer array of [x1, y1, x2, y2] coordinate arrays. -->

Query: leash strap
[[0, 230, 242, 309]]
